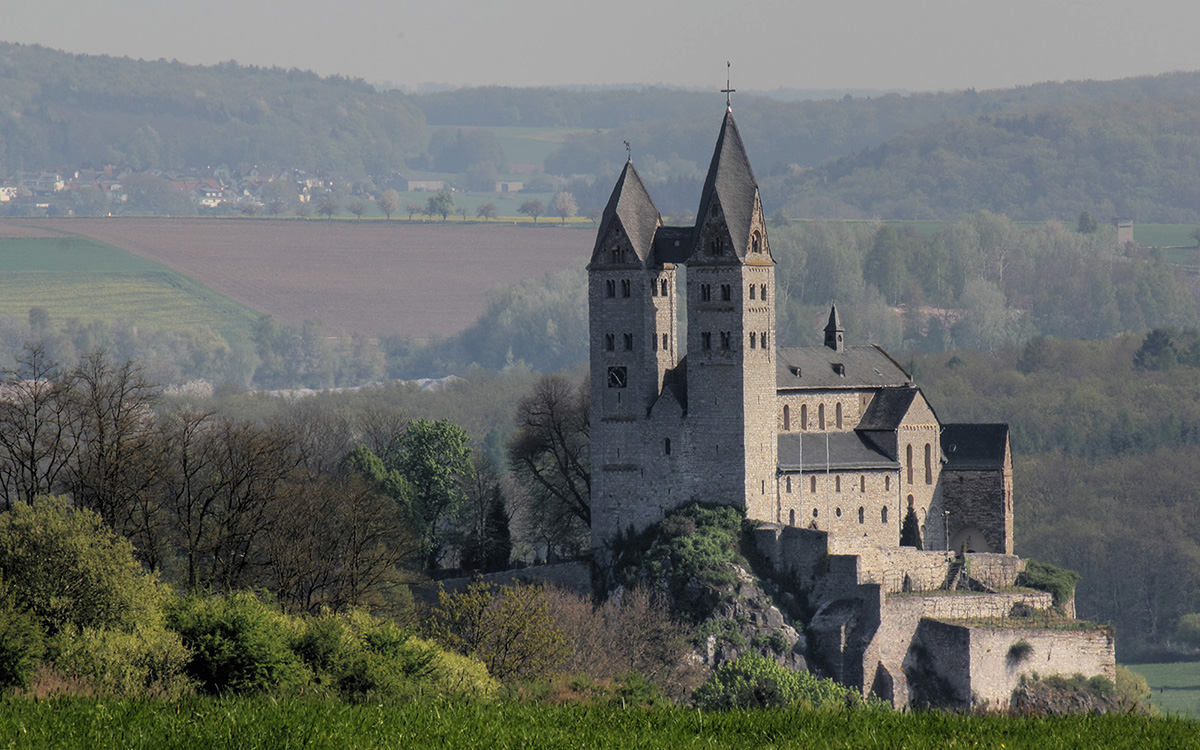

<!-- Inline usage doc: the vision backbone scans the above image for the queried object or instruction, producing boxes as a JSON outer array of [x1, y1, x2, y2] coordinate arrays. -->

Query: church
[[586, 105, 1114, 708], [587, 107, 1011, 557]]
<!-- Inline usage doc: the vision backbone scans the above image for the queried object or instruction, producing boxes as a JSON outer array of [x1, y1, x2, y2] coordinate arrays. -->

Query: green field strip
[[1127, 662, 1200, 716], [0, 235, 263, 341]]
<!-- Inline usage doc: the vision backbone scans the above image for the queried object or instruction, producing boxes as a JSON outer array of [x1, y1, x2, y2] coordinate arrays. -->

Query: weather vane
[[722, 61, 735, 110], [624, 140, 631, 161]]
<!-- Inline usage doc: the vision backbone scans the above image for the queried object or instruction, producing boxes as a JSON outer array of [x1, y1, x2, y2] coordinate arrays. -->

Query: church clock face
[[607, 366, 627, 389]]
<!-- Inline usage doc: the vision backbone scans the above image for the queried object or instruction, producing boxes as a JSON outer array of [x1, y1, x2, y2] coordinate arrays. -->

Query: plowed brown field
[[26, 218, 591, 339]]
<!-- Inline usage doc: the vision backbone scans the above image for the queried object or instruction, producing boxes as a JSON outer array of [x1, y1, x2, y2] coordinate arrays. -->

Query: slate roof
[[589, 160, 661, 267], [652, 225, 694, 265], [695, 111, 759, 260], [857, 387, 922, 430], [941, 424, 1009, 470], [775, 346, 911, 390], [778, 432, 898, 472]]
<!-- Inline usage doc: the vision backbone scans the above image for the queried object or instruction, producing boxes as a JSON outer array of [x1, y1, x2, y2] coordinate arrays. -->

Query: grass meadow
[[1127, 662, 1200, 717], [0, 235, 261, 341], [0, 698, 1196, 750]]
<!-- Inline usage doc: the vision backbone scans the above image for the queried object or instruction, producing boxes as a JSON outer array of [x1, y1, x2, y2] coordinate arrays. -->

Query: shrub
[[0, 496, 166, 635], [165, 591, 311, 695], [692, 652, 879, 711], [1007, 639, 1034, 665], [1174, 612, 1200, 649], [428, 580, 569, 682], [49, 625, 193, 699], [1016, 560, 1081, 608], [0, 583, 43, 691]]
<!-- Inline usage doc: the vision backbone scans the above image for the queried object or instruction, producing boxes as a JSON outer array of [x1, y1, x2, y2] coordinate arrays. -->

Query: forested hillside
[[915, 333, 1200, 658], [0, 43, 426, 175]]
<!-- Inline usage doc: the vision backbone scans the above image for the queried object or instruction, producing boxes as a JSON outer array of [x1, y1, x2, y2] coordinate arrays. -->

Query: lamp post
[[944, 509, 951, 559]]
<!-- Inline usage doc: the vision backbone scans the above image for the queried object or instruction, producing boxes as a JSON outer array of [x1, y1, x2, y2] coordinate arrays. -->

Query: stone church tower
[[588, 110, 776, 545]]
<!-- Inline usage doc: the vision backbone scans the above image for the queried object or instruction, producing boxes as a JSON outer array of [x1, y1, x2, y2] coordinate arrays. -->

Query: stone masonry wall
[[913, 621, 1116, 709]]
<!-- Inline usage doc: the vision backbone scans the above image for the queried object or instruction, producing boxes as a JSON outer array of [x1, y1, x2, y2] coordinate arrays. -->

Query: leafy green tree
[[427, 190, 454, 222], [0, 496, 166, 636], [376, 189, 401, 220], [1133, 328, 1177, 371], [393, 419, 472, 568], [476, 202, 498, 222], [0, 578, 43, 691], [519, 199, 544, 224]]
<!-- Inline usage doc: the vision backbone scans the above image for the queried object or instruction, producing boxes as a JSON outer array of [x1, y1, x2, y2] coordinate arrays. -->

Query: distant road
[[28, 218, 591, 339]]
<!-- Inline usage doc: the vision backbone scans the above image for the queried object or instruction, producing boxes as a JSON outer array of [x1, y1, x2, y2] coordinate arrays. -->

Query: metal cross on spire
[[721, 61, 735, 111]]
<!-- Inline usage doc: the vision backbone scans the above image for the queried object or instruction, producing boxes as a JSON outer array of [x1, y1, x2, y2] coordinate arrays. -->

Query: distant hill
[[0, 42, 426, 176], [417, 74, 1200, 221]]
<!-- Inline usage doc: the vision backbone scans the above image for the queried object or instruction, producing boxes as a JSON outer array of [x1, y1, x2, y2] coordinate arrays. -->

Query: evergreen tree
[[900, 506, 923, 550], [483, 496, 512, 572]]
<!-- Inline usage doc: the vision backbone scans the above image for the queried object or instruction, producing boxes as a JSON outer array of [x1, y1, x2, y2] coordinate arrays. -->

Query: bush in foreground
[[692, 652, 882, 711]]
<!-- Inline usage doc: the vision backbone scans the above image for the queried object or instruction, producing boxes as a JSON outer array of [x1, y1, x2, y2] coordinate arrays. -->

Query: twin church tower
[[588, 109, 780, 545]]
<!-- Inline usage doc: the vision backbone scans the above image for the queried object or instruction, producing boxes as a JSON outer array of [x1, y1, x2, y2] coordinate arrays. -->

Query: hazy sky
[[8, 0, 1200, 93]]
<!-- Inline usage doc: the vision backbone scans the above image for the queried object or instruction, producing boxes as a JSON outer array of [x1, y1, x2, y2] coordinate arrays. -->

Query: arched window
[[786, 476, 792, 493], [810, 476, 817, 493], [789, 509, 795, 526], [881, 506, 888, 523], [836, 402, 843, 429], [860, 475, 866, 492], [662, 333, 669, 351], [836, 507, 842, 518], [783, 404, 790, 431], [924, 443, 933, 484], [664, 438, 671, 456], [750, 332, 756, 349], [621, 279, 631, 297], [858, 507, 865, 524], [906, 444, 914, 484], [885, 476, 891, 491], [751, 231, 761, 253], [749, 285, 756, 300], [760, 284, 767, 301], [835, 476, 841, 492], [800, 404, 808, 431], [605, 279, 616, 297], [661, 279, 669, 296], [605, 333, 615, 351], [818, 404, 826, 430]]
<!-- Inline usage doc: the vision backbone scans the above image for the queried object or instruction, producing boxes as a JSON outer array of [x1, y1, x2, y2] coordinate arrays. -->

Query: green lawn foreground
[[1128, 662, 1200, 717], [0, 699, 1196, 750], [0, 235, 261, 342]]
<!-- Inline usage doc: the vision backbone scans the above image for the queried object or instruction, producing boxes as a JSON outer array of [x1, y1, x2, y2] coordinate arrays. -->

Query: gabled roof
[[941, 424, 1009, 470], [778, 432, 898, 472], [695, 111, 759, 260], [589, 160, 661, 268], [776, 345, 911, 390], [857, 387, 921, 430]]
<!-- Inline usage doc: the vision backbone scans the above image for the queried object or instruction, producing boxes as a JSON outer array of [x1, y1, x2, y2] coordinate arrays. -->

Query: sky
[[7, 0, 1200, 93]]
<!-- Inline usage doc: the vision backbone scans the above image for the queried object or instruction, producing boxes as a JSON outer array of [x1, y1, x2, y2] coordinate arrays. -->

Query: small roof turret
[[824, 304, 845, 352], [588, 159, 661, 268]]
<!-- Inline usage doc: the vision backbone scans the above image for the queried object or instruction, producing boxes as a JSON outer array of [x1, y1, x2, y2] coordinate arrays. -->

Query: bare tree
[[0, 344, 79, 509], [508, 375, 590, 555], [519, 200, 544, 224], [477, 202, 498, 222], [347, 199, 368, 219]]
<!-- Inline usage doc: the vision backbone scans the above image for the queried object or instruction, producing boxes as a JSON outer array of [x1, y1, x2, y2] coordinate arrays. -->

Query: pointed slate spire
[[824, 304, 844, 352], [695, 110, 759, 261], [589, 159, 661, 267]]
